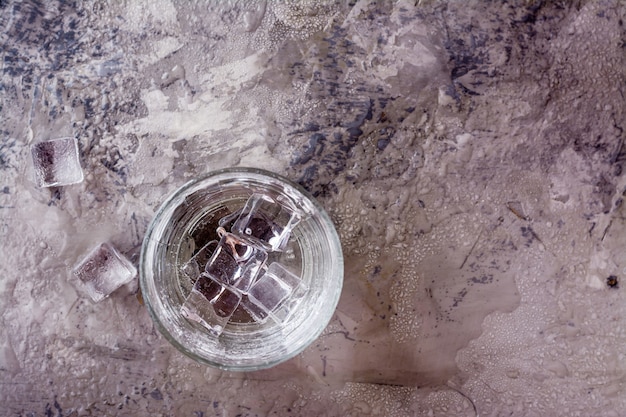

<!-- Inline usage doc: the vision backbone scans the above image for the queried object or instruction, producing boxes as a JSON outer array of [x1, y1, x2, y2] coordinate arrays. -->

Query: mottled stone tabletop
[[1, 1, 625, 416]]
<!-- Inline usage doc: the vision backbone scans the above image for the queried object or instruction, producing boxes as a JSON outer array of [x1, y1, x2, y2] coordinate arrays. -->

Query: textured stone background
[[1, 1, 625, 416]]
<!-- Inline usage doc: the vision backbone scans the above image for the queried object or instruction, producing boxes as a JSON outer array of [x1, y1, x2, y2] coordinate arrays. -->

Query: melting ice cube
[[31, 137, 84, 187], [244, 262, 307, 323], [205, 230, 267, 292], [180, 240, 218, 282], [232, 194, 300, 251], [181, 274, 242, 336], [72, 243, 137, 303]]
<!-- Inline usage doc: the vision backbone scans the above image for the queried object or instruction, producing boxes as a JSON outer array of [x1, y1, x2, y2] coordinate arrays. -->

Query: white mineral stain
[[123, 96, 233, 141], [144, 36, 184, 66], [119, 52, 270, 143]]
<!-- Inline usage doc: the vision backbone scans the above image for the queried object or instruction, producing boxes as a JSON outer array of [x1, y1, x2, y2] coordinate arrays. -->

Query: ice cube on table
[[72, 243, 137, 303], [232, 193, 301, 251], [30, 137, 84, 188], [245, 262, 306, 322], [205, 231, 267, 292], [180, 240, 218, 282], [181, 274, 242, 336]]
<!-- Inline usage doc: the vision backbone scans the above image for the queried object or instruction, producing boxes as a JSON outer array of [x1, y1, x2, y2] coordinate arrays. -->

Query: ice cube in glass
[[181, 274, 242, 336], [270, 283, 309, 322], [180, 240, 218, 282], [31, 137, 84, 187], [246, 262, 306, 322], [232, 193, 300, 251], [205, 231, 267, 292], [217, 208, 242, 231], [239, 294, 270, 323], [72, 242, 137, 303]]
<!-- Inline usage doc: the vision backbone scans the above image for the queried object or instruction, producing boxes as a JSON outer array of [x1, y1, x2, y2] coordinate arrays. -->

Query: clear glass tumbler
[[140, 168, 344, 371]]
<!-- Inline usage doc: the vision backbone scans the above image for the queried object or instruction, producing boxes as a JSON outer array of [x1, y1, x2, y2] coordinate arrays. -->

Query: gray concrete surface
[[1, 1, 625, 415]]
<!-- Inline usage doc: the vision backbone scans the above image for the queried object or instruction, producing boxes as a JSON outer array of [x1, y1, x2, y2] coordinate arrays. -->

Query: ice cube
[[31, 137, 84, 187], [180, 240, 218, 282], [245, 262, 307, 322], [181, 274, 242, 336], [232, 193, 300, 251], [270, 283, 308, 322], [72, 242, 137, 303], [239, 294, 270, 323], [217, 208, 242, 230], [205, 231, 267, 292]]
